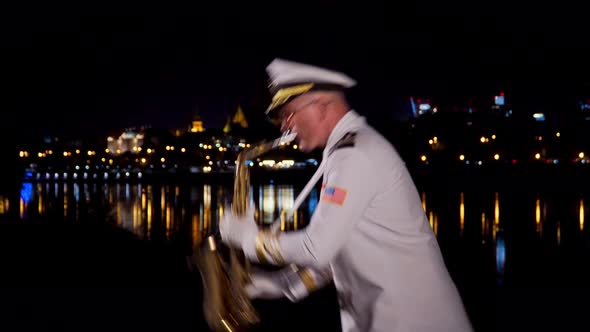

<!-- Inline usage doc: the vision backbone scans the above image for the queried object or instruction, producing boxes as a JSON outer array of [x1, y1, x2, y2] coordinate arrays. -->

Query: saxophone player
[[220, 58, 473, 332]]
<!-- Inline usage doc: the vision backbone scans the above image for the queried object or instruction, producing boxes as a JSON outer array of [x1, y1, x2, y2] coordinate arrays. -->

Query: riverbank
[[20, 163, 590, 190]]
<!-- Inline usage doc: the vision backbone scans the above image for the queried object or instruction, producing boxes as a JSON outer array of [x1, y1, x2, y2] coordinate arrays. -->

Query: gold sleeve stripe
[[297, 268, 317, 291], [262, 231, 286, 265], [255, 231, 270, 264]]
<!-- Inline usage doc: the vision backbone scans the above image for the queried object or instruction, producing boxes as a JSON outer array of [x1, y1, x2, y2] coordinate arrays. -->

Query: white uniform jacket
[[266, 110, 474, 332]]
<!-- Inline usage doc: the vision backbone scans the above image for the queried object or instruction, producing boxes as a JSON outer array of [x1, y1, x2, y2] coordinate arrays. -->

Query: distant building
[[190, 111, 204, 133], [491, 92, 513, 117], [410, 97, 438, 118], [107, 129, 144, 155], [223, 105, 249, 133]]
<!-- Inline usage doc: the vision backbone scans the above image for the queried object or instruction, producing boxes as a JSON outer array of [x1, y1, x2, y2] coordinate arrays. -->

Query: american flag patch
[[321, 185, 348, 205]]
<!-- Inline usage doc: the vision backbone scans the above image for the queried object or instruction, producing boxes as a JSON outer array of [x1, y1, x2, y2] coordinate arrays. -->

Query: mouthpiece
[[277, 130, 297, 146]]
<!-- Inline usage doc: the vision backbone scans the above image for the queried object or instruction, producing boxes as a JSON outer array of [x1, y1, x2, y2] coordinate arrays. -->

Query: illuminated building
[[107, 129, 144, 155]]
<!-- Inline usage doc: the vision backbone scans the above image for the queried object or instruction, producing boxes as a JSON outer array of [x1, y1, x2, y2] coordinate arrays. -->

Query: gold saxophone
[[195, 131, 297, 332]]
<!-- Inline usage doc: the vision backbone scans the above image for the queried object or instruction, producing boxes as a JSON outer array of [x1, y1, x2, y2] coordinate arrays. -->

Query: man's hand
[[219, 206, 258, 253], [245, 268, 286, 300]]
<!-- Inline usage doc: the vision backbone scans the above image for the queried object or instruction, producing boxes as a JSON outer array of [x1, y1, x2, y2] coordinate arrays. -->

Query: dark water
[[1, 178, 590, 331]]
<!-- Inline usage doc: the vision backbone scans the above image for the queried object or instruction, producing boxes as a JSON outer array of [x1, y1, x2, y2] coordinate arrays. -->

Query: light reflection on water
[[7, 182, 320, 245], [7, 183, 589, 238], [3, 181, 590, 283]]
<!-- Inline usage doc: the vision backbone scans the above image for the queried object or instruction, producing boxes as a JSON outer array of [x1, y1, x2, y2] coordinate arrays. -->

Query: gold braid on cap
[[266, 83, 315, 113]]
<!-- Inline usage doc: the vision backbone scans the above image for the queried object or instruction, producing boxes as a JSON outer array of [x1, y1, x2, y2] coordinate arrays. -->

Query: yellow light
[[580, 197, 584, 231], [579, 152, 585, 159], [535, 153, 541, 160], [420, 155, 427, 162], [556, 132, 561, 137], [160, 157, 165, 162], [293, 144, 298, 149], [105, 148, 110, 153], [459, 154, 465, 161], [428, 139, 433, 145], [141, 158, 147, 164], [147, 148, 152, 154], [459, 192, 465, 234], [181, 148, 186, 153], [75, 149, 80, 154], [480, 136, 486, 143], [491, 134, 496, 139], [494, 154, 500, 160], [494, 192, 500, 227]]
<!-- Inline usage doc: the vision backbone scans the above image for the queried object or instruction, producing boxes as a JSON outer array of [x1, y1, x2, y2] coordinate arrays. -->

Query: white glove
[[244, 267, 287, 300], [219, 206, 259, 255]]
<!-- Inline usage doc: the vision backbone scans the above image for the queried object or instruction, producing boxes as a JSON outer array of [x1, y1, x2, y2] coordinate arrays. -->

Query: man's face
[[278, 94, 326, 152]]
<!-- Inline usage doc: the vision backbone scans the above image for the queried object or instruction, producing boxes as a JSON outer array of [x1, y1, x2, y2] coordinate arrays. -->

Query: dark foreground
[[0, 216, 588, 332], [0, 217, 341, 332]]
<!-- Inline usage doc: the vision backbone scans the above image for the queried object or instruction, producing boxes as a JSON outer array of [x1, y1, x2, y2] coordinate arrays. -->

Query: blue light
[[533, 113, 545, 121], [496, 230, 506, 285], [20, 182, 33, 204]]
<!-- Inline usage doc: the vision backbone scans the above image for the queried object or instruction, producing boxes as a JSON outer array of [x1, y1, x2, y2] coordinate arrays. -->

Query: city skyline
[[2, 3, 588, 142]]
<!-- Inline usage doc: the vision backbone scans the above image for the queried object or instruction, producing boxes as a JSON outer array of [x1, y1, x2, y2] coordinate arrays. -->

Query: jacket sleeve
[[276, 148, 378, 268]]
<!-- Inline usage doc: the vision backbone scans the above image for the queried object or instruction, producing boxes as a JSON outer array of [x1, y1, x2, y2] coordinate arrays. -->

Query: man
[[220, 58, 473, 332]]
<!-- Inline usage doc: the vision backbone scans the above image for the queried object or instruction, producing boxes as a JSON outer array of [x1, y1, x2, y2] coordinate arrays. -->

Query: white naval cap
[[265, 58, 357, 114]]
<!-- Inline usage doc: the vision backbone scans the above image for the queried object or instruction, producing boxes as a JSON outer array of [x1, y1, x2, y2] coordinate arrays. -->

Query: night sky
[[2, 2, 588, 143]]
